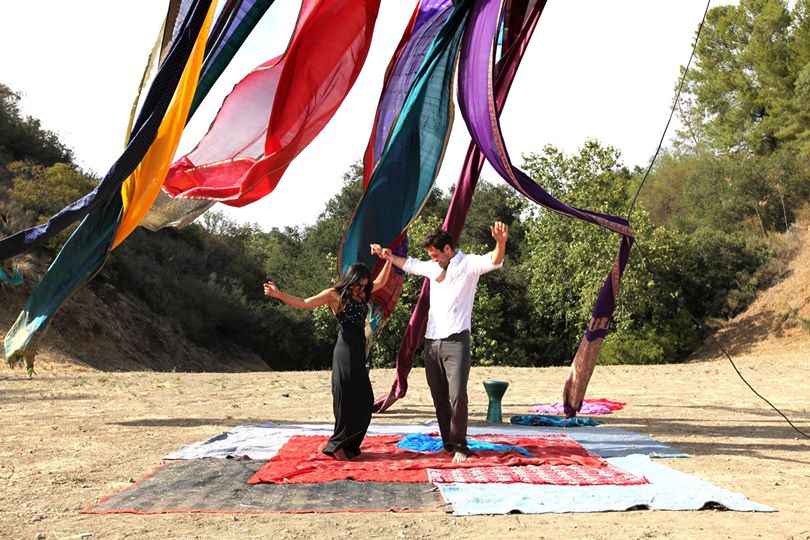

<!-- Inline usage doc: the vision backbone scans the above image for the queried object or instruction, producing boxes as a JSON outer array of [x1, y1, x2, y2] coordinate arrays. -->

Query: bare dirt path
[[1, 354, 808, 539]]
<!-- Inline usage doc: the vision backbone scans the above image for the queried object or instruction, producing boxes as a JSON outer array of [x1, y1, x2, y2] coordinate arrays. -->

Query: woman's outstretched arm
[[264, 281, 337, 310]]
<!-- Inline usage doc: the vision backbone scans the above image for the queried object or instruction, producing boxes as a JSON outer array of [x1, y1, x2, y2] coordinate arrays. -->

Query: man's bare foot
[[333, 448, 351, 461], [452, 451, 468, 463]]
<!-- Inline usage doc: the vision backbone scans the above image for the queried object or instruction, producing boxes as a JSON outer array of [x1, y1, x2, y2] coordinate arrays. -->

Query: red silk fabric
[[163, 0, 382, 207]]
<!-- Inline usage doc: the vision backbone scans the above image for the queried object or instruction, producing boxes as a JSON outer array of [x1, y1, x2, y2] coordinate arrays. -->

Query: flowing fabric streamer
[[143, 0, 279, 231], [189, 0, 278, 117], [3, 0, 216, 367], [338, 0, 468, 275], [124, 0, 189, 141], [114, 4, 217, 248], [373, 0, 547, 413], [0, 0, 214, 262], [456, 0, 634, 416], [162, 0, 382, 207], [344, 0, 457, 350], [362, 0, 456, 187]]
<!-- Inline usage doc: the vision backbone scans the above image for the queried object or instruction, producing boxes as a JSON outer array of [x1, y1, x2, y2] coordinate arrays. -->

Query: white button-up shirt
[[402, 250, 503, 340]]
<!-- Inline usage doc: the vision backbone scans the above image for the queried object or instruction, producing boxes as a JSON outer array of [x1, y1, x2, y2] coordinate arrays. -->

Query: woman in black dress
[[263, 257, 392, 460]]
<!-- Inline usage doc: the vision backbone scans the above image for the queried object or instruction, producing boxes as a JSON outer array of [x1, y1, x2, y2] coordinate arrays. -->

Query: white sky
[[0, 0, 730, 231]]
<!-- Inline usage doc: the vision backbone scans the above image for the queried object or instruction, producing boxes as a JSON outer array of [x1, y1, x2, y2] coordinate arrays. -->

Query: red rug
[[427, 463, 646, 485], [248, 433, 641, 485]]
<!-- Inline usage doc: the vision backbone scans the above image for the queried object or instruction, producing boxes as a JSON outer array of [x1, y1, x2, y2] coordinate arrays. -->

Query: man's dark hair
[[422, 227, 456, 251]]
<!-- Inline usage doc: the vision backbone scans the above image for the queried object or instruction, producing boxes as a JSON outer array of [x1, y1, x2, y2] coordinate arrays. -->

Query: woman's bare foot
[[452, 451, 468, 463]]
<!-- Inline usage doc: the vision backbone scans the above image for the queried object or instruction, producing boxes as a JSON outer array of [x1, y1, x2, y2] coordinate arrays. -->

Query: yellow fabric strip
[[112, 0, 217, 249], [124, 22, 164, 144]]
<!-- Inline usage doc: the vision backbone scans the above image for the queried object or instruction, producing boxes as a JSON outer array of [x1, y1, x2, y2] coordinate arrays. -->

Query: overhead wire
[[624, 0, 809, 439]]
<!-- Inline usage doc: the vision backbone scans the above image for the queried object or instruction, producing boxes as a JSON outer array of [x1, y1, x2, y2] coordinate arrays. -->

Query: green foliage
[[680, 0, 810, 154], [639, 149, 810, 235], [0, 82, 80, 243], [519, 142, 636, 362], [8, 162, 96, 217], [0, 83, 73, 167], [105, 217, 333, 371], [3, 161, 97, 249], [517, 142, 782, 364]]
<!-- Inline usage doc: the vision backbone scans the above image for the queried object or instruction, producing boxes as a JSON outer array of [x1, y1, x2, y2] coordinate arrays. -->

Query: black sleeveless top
[[336, 297, 368, 333]]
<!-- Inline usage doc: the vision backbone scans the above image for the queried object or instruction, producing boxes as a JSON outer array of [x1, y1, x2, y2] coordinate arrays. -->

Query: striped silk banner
[[341, 0, 459, 351], [373, 0, 548, 413], [0, 0, 215, 262], [338, 0, 469, 275], [4, 0, 216, 367], [142, 0, 278, 231]]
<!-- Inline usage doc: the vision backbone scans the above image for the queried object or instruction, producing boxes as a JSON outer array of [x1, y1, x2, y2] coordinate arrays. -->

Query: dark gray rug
[[83, 458, 443, 514]]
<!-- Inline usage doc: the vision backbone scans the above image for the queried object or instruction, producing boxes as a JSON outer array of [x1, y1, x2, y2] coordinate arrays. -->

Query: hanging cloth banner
[[338, 0, 469, 276], [3, 197, 123, 368], [0, 0, 215, 263], [362, 0, 457, 187], [3, 0, 216, 367], [162, 0, 382, 207], [125, 0, 190, 142], [456, 0, 634, 416], [189, 0, 278, 117], [142, 0, 279, 231], [114, 0, 218, 248], [373, 0, 547, 413], [349, 0, 458, 347]]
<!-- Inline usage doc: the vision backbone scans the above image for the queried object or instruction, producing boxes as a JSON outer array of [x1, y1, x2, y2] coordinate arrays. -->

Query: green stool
[[483, 379, 509, 423]]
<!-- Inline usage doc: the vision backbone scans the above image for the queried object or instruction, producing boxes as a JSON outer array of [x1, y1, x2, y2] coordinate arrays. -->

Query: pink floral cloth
[[530, 399, 625, 416]]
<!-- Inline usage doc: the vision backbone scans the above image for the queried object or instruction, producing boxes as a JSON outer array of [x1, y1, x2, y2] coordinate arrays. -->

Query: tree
[[639, 148, 810, 235], [516, 142, 777, 364], [519, 142, 636, 362], [0, 83, 73, 167], [7, 162, 96, 218], [679, 1, 804, 154]]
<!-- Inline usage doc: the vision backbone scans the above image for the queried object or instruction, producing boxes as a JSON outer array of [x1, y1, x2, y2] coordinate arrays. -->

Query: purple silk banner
[[373, 0, 548, 413], [457, 0, 634, 416], [363, 0, 454, 181]]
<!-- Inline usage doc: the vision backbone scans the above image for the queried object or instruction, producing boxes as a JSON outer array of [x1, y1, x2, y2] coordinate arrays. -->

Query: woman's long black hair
[[333, 263, 373, 315]]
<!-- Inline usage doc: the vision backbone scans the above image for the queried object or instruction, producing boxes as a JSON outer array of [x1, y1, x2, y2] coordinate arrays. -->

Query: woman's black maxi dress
[[322, 298, 374, 458]]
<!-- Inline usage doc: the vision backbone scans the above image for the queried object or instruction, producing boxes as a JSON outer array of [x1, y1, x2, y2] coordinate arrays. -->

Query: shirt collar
[[448, 250, 464, 268]]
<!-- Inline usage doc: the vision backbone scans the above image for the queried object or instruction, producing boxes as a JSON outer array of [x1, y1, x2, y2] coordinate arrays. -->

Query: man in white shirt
[[372, 222, 508, 462]]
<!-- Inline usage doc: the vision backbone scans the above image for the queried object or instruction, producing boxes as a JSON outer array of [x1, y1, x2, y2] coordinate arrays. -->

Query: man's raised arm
[[370, 244, 407, 269], [490, 222, 508, 265]]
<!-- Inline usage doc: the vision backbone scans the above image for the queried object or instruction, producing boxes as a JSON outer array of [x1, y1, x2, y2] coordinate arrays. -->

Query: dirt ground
[[1, 352, 808, 540], [1, 201, 808, 540]]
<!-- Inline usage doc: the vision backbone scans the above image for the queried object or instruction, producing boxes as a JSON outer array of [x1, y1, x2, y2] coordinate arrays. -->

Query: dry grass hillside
[[0, 253, 267, 373], [692, 216, 810, 361]]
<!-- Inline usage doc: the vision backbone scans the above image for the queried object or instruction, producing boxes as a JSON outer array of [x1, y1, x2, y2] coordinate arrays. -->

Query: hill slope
[[692, 218, 810, 360], [0, 253, 268, 372]]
